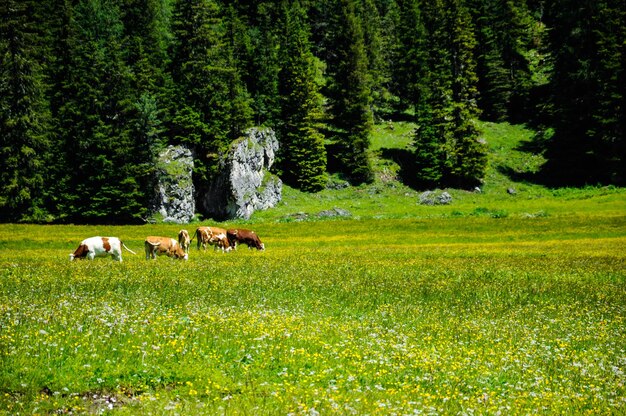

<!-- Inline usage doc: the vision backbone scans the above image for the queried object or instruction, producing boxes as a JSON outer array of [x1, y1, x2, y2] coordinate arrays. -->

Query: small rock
[[317, 207, 352, 218]]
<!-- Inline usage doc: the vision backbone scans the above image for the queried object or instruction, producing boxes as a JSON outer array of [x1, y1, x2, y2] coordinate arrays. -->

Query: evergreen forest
[[1, 0, 624, 223]]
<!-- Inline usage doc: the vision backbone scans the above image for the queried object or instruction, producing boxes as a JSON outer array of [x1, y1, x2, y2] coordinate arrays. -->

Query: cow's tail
[[121, 242, 137, 255]]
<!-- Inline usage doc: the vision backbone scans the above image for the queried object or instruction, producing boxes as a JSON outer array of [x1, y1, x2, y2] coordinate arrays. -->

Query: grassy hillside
[[250, 121, 625, 223]]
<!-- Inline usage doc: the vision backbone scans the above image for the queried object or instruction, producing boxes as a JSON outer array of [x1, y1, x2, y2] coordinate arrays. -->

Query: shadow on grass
[[379, 147, 425, 190]]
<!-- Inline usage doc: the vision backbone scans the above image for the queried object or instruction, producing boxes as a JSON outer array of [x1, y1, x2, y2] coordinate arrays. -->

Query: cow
[[192, 226, 231, 252], [178, 229, 191, 253], [227, 228, 265, 251], [144, 236, 188, 260], [69, 237, 136, 262]]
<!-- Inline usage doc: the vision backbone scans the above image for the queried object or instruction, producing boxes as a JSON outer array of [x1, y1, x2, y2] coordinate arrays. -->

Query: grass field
[[1, 213, 625, 415], [1, 121, 625, 414]]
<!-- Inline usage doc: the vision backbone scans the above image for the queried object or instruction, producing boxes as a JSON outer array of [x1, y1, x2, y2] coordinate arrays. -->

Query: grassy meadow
[[1, 121, 626, 415]]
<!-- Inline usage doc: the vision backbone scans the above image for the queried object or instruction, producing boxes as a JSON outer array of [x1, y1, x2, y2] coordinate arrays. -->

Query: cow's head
[[173, 245, 189, 260], [70, 243, 88, 261]]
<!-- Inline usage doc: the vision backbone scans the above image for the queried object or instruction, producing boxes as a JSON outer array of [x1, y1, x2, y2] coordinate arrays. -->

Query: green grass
[[252, 121, 625, 223], [1, 121, 625, 414], [0, 217, 625, 415]]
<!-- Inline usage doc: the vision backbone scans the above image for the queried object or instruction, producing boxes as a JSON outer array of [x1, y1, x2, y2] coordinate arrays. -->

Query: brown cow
[[227, 229, 265, 250], [178, 229, 191, 253], [144, 236, 188, 260], [193, 226, 231, 252]]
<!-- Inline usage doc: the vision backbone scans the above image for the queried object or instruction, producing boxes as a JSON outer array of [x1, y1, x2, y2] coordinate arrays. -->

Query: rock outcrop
[[200, 127, 282, 220], [152, 145, 195, 223]]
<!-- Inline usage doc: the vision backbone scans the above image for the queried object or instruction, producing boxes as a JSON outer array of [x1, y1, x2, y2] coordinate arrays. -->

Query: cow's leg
[[87, 251, 96, 260]]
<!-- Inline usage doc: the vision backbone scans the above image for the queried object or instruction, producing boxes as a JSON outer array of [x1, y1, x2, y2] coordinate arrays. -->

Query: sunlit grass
[[1, 214, 625, 414]]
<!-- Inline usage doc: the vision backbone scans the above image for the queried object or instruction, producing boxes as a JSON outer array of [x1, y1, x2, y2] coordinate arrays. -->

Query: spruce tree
[[468, 0, 535, 122], [249, 2, 282, 126], [0, 0, 51, 222], [57, 0, 149, 223], [379, 0, 402, 112], [360, 0, 391, 119], [414, 0, 486, 188], [542, 0, 625, 185], [392, 0, 428, 113], [120, 0, 173, 212], [326, 0, 374, 185], [412, 0, 450, 187], [170, 0, 253, 184], [445, 0, 487, 187], [469, 0, 511, 121], [278, 0, 327, 192]]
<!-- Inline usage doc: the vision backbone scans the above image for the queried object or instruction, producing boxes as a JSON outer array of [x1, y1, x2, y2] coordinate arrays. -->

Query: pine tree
[[249, 2, 282, 126], [469, 0, 511, 121], [414, 0, 486, 188], [120, 0, 173, 213], [412, 0, 450, 187], [0, 0, 51, 222], [468, 0, 536, 122], [278, 0, 327, 192], [326, 0, 374, 184], [56, 0, 150, 223], [360, 0, 391, 119], [223, 5, 254, 141], [445, 0, 487, 187], [392, 0, 428, 113], [379, 0, 402, 112], [170, 0, 253, 184], [542, 0, 625, 185]]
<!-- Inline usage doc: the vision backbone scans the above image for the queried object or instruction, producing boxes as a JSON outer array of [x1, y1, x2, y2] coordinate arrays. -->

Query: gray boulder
[[153, 145, 195, 223], [317, 207, 352, 218], [201, 127, 282, 220], [419, 190, 453, 206]]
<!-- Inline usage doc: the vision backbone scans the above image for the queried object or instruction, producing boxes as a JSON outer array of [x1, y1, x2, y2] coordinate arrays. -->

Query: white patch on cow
[[70, 237, 125, 262]]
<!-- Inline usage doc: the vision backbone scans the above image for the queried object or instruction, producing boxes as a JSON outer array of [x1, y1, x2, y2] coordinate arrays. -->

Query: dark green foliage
[[541, 0, 625, 186], [277, 1, 327, 192], [55, 0, 154, 223], [248, 2, 282, 126], [0, 0, 51, 222], [468, 0, 536, 122], [170, 0, 253, 183], [391, 0, 428, 113], [325, 0, 374, 185], [359, 0, 392, 119], [413, 0, 487, 189], [0, 0, 624, 223]]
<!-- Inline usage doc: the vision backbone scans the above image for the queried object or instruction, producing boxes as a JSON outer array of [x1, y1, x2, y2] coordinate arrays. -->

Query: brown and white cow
[[144, 236, 188, 260], [178, 229, 191, 253], [227, 229, 265, 250], [69, 236, 136, 262], [193, 226, 231, 252]]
